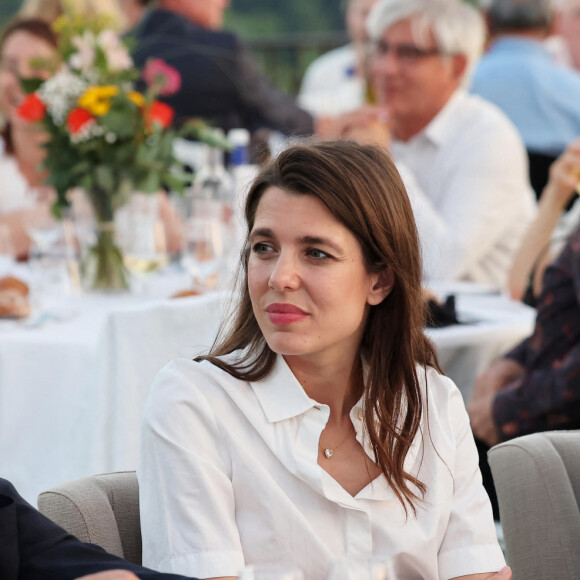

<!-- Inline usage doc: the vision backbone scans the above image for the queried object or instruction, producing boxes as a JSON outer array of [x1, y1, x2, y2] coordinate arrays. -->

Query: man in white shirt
[[338, 0, 537, 289], [298, 0, 378, 116]]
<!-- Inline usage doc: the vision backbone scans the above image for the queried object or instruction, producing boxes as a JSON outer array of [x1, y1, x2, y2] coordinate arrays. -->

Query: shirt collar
[[490, 36, 551, 60], [420, 89, 467, 147], [250, 355, 315, 423]]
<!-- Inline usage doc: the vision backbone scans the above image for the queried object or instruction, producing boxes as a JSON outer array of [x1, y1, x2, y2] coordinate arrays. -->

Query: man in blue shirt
[[471, 0, 580, 197]]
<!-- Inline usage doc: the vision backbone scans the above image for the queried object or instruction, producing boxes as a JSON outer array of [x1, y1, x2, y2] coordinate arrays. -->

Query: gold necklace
[[319, 428, 353, 459]]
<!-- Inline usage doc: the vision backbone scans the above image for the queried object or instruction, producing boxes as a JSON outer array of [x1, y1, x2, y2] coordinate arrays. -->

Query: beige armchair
[[37, 471, 141, 565], [488, 430, 580, 580]]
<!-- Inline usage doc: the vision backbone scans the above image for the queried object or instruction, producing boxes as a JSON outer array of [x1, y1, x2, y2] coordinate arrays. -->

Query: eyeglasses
[[369, 40, 443, 64]]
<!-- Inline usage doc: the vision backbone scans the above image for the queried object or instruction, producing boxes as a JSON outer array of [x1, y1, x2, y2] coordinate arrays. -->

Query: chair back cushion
[[37, 471, 141, 564], [488, 430, 580, 580]]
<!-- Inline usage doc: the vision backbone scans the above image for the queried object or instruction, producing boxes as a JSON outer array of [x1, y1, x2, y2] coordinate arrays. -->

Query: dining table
[[0, 272, 536, 504]]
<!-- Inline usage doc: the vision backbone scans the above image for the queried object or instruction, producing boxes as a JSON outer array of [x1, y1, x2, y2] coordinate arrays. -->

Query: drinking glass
[[24, 199, 64, 257], [238, 563, 304, 580], [117, 194, 168, 293], [180, 195, 225, 291], [327, 558, 397, 580], [0, 224, 15, 276]]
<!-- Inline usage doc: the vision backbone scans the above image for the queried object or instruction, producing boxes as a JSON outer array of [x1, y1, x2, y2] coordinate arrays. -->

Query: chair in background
[[37, 471, 141, 565], [488, 430, 580, 580]]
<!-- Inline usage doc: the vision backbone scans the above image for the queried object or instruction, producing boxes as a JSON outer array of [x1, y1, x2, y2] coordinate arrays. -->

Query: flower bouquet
[[17, 10, 225, 291]]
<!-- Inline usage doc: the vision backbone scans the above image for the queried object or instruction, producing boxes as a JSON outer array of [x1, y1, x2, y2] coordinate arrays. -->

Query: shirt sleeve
[[437, 382, 506, 579], [138, 360, 245, 578], [398, 114, 535, 286]]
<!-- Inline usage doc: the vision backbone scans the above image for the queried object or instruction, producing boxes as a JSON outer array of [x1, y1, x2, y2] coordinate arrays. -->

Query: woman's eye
[[252, 242, 273, 255], [307, 248, 331, 260]]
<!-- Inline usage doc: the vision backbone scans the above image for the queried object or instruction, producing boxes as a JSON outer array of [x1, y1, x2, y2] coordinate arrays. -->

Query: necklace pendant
[[324, 448, 334, 458]]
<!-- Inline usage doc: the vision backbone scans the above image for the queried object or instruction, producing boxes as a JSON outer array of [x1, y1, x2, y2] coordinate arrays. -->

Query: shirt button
[[357, 410, 363, 421]]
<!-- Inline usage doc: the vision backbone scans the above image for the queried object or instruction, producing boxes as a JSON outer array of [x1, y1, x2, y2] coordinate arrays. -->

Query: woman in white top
[[0, 18, 57, 259], [139, 141, 510, 580]]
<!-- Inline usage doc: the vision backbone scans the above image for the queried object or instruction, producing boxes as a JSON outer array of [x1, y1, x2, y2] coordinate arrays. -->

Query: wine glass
[[24, 204, 64, 260], [238, 563, 304, 580], [327, 558, 397, 580], [180, 195, 225, 292], [117, 194, 168, 294], [0, 225, 15, 276]]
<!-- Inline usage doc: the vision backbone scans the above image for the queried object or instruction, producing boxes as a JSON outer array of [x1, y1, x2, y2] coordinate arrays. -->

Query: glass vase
[[80, 221, 130, 292], [73, 186, 130, 293]]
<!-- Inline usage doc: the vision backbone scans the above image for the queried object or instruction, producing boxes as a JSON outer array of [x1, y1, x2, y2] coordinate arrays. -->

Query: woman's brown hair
[[197, 140, 440, 514], [0, 18, 58, 155]]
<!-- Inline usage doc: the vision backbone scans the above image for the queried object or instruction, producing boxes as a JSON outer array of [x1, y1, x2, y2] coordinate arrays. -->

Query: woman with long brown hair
[[139, 141, 508, 580], [0, 18, 58, 259]]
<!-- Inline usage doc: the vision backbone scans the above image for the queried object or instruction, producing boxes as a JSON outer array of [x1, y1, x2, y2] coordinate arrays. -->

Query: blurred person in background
[[471, 0, 580, 199], [328, 0, 537, 290], [130, 0, 315, 136], [18, 0, 127, 27], [119, 0, 153, 30], [0, 17, 181, 256], [468, 140, 580, 519], [552, 0, 580, 69], [0, 18, 58, 259], [298, 0, 379, 117], [508, 137, 580, 304]]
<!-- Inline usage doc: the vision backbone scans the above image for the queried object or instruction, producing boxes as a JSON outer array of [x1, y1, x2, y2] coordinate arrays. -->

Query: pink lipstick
[[265, 303, 308, 325]]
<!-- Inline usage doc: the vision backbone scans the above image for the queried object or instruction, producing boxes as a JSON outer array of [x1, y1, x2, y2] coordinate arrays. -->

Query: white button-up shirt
[[139, 355, 505, 580], [392, 90, 537, 290]]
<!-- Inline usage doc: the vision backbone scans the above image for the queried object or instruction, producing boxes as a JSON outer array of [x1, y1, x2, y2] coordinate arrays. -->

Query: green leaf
[[95, 165, 116, 193], [19, 77, 44, 95], [136, 171, 161, 193]]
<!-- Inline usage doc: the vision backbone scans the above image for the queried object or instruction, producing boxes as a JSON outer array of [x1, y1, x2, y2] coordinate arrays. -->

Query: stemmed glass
[[24, 203, 64, 261], [180, 194, 225, 292], [238, 564, 304, 580], [327, 558, 397, 580], [117, 193, 168, 294], [0, 225, 15, 276]]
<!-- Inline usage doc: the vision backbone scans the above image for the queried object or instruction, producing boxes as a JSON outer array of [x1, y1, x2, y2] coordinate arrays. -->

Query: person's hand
[[317, 106, 391, 149], [490, 566, 512, 579], [468, 387, 500, 446], [468, 359, 523, 446], [543, 137, 580, 210], [75, 571, 141, 580], [471, 358, 524, 400], [452, 565, 512, 579]]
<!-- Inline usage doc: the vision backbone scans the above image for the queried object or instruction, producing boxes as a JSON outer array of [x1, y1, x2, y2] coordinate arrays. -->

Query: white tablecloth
[[1, 279, 535, 504]]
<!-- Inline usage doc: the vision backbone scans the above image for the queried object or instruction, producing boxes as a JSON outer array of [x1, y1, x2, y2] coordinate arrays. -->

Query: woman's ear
[[368, 267, 395, 306]]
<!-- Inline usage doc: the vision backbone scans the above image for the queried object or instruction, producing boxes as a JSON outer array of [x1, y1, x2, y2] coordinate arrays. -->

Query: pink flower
[[143, 59, 181, 96]]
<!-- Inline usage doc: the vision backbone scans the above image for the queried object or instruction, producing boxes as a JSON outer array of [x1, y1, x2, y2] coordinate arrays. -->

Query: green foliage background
[[0, 1, 345, 35]]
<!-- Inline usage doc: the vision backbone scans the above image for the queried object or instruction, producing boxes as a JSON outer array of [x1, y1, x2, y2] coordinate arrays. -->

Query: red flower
[[17, 93, 46, 123], [143, 59, 181, 96], [146, 101, 174, 129], [67, 108, 95, 135]]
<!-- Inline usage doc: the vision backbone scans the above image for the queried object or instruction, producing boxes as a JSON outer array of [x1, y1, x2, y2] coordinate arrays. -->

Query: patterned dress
[[494, 224, 580, 440]]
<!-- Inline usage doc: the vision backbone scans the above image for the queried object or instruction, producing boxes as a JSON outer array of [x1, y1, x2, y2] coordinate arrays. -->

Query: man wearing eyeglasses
[[330, 0, 537, 291]]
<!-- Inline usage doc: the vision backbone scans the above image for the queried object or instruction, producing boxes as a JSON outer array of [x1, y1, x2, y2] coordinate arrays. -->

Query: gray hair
[[487, 0, 553, 31], [366, 0, 486, 81]]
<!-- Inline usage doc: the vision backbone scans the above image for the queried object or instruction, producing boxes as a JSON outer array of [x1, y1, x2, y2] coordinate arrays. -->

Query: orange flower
[[17, 93, 46, 123], [146, 100, 174, 130], [67, 108, 95, 135]]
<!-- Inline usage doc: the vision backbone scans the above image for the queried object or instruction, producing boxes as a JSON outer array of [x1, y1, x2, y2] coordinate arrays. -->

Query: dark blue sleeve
[[0, 479, 193, 580]]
